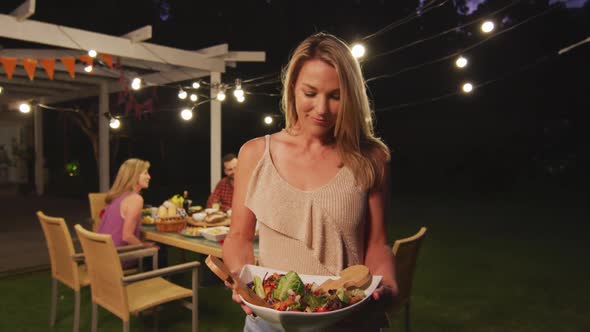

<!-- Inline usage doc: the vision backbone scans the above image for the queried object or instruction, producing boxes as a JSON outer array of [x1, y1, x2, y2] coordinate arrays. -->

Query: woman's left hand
[[372, 282, 398, 304]]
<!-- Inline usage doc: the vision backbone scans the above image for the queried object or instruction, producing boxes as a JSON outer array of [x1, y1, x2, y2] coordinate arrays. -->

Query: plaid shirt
[[206, 176, 234, 211]]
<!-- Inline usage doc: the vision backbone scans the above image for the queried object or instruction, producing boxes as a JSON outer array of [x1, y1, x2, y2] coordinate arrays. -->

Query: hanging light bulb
[[481, 21, 495, 33], [351, 43, 366, 58], [264, 116, 273, 125], [236, 95, 245, 103], [19, 103, 31, 113], [190, 94, 198, 102], [131, 78, 141, 90], [0, 86, 3, 95], [216, 85, 226, 101], [88, 49, 98, 58], [109, 118, 121, 129], [233, 79, 244, 99], [455, 56, 468, 68], [180, 108, 193, 120], [462, 82, 474, 93], [84, 65, 93, 73], [192, 82, 200, 89], [178, 89, 188, 99]]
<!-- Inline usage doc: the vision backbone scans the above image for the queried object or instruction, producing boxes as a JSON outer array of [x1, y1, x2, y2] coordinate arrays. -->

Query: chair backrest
[[74, 224, 129, 321], [88, 192, 107, 231], [392, 227, 427, 307], [37, 211, 81, 290]]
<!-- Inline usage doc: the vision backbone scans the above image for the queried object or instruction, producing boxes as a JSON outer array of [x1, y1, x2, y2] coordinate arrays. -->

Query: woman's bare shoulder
[[122, 192, 143, 205], [239, 136, 266, 161]]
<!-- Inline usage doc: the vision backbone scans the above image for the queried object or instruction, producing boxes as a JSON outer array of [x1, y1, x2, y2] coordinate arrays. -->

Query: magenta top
[[97, 192, 142, 268]]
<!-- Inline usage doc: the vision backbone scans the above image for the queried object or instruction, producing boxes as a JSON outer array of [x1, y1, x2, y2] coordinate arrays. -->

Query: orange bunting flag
[[21, 58, 38, 80], [79, 54, 93, 66], [99, 53, 113, 68], [0, 57, 18, 80], [40, 59, 56, 80], [60, 57, 76, 78]]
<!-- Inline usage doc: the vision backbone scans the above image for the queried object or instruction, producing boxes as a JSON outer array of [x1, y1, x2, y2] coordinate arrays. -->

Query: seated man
[[206, 153, 237, 211]]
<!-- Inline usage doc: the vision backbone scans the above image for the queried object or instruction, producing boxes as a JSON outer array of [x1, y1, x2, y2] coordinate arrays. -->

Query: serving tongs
[[205, 255, 271, 308], [316, 265, 372, 293]]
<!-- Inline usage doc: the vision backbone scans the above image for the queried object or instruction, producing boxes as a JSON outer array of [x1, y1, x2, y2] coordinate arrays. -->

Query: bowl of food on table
[[200, 226, 230, 242]]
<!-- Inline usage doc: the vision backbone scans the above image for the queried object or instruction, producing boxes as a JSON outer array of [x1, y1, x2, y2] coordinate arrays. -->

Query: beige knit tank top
[[245, 135, 368, 276]]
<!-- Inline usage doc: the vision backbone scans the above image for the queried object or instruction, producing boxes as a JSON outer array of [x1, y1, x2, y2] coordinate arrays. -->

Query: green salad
[[247, 271, 366, 312]]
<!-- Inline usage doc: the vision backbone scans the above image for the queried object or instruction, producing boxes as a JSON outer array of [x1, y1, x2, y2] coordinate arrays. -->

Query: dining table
[[142, 225, 259, 258]]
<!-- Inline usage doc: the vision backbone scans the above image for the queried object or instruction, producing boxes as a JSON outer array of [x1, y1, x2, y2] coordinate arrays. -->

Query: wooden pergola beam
[[10, 0, 35, 21], [0, 14, 226, 72]]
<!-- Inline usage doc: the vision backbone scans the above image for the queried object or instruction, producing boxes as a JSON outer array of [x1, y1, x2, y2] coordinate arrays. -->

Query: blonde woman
[[223, 33, 397, 331], [98, 158, 152, 268]]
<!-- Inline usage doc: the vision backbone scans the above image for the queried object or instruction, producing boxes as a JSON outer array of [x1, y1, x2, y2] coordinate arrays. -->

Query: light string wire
[[365, 3, 561, 84], [374, 52, 555, 112], [362, 0, 451, 41], [365, 0, 522, 62]]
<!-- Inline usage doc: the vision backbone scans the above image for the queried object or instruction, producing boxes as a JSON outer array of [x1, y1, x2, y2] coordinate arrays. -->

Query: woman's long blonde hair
[[281, 33, 390, 190], [105, 158, 150, 204]]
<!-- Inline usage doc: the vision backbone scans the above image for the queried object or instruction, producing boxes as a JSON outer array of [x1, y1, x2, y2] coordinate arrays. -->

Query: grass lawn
[[1, 191, 588, 331]]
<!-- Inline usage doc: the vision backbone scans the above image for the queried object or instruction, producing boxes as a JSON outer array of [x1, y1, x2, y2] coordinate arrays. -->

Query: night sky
[[1, 0, 588, 203]]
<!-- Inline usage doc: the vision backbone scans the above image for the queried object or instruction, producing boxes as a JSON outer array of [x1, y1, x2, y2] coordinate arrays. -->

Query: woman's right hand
[[225, 280, 254, 315]]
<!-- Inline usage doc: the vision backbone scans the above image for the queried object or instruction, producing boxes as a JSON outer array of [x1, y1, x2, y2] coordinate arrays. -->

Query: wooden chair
[[37, 211, 90, 332], [38, 211, 153, 332], [88, 192, 107, 231], [389, 227, 428, 332], [74, 224, 200, 332]]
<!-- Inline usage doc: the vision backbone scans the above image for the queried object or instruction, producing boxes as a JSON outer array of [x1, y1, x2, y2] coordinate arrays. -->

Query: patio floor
[[0, 191, 88, 276]]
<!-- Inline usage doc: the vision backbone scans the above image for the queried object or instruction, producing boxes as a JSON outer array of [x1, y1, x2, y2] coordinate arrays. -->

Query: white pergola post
[[34, 104, 44, 195], [98, 82, 109, 191], [210, 72, 222, 191]]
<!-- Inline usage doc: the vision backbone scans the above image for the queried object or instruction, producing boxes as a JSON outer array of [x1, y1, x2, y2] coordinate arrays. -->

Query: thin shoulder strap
[[264, 135, 271, 155]]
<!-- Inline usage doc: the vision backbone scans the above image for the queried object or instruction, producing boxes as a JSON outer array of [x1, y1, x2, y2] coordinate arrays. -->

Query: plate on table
[[187, 217, 230, 228], [238, 264, 382, 330], [141, 216, 156, 226], [180, 227, 204, 238]]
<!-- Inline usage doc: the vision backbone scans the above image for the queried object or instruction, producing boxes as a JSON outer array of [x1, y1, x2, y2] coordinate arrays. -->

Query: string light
[[462, 82, 474, 93], [109, 118, 121, 129], [481, 20, 495, 33], [192, 82, 201, 89], [88, 49, 98, 58], [180, 108, 193, 120], [455, 56, 468, 68], [190, 94, 198, 102], [264, 116, 273, 125], [233, 79, 244, 98], [178, 89, 188, 99], [216, 85, 226, 102], [19, 103, 31, 113], [84, 65, 93, 73], [236, 95, 245, 103], [0, 86, 3, 94], [131, 78, 141, 90], [351, 43, 366, 58]]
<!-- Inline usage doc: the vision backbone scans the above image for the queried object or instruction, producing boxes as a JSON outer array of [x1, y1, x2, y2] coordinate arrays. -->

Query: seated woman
[[98, 158, 155, 269]]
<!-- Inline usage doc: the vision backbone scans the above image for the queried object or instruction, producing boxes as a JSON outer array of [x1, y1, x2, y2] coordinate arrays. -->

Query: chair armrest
[[118, 247, 159, 262], [122, 261, 201, 285], [72, 246, 157, 263], [72, 253, 85, 263], [116, 244, 146, 252]]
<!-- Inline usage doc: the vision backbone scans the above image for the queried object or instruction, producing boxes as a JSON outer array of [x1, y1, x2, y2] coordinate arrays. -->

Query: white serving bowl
[[238, 264, 382, 330], [192, 212, 206, 221], [200, 226, 230, 242]]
